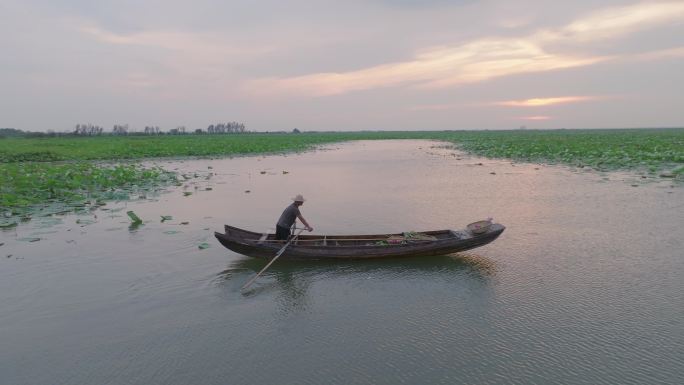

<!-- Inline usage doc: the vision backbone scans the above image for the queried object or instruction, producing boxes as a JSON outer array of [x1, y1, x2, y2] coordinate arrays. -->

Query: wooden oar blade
[[241, 228, 305, 291]]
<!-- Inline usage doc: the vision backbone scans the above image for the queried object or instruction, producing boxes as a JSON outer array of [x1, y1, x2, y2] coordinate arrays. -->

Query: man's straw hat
[[292, 194, 305, 202]]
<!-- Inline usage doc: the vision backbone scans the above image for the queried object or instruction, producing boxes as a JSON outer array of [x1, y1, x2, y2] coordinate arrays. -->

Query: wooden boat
[[214, 223, 505, 260]]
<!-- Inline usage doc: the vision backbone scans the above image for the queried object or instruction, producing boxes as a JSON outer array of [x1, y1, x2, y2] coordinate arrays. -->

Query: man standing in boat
[[275, 194, 313, 240]]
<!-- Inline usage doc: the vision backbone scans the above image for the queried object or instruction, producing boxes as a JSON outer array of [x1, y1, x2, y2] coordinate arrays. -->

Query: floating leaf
[[0, 222, 18, 229], [183, 192, 192, 196], [198, 242, 210, 249], [31, 230, 58, 235], [180, 221, 189, 225], [18, 237, 40, 242], [160, 215, 173, 222], [127, 211, 142, 224], [205, 187, 213, 191], [35, 217, 63, 228]]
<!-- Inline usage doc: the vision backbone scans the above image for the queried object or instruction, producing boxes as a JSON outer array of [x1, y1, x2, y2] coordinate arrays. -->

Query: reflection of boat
[[220, 253, 498, 279], [216, 254, 497, 309], [214, 223, 505, 260]]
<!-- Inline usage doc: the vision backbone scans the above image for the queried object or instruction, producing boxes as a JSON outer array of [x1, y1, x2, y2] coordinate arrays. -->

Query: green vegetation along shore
[[1, 128, 682, 220], [2, 128, 682, 169]]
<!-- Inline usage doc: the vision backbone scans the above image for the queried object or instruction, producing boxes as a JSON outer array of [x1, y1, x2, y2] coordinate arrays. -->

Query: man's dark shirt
[[277, 203, 300, 229]]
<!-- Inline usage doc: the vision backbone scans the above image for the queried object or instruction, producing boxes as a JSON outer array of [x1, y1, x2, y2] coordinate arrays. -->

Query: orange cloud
[[518, 116, 551, 120], [496, 96, 597, 107], [246, 40, 606, 97], [244, 2, 684, 97]]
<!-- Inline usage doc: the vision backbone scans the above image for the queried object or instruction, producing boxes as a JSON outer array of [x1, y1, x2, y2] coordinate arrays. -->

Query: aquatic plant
[[442, 128, 684, 172], [0, 162, 176, 210], [127, 211, 143, 225]]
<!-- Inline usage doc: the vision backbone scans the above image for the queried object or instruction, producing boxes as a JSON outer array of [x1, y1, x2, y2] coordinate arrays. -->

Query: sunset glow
[[496, 96, 597, 107], [519, 116, 552, 121]]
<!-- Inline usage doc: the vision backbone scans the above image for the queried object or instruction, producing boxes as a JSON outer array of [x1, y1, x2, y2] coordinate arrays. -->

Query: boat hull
[[214, 224, 505, 260]]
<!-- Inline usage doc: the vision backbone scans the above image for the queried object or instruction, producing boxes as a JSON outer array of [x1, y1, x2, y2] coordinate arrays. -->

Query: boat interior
[[247, 229, 473, 247]]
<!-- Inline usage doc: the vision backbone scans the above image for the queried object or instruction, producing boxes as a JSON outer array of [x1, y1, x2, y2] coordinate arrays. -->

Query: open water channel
[[1, 140, 683, 385]]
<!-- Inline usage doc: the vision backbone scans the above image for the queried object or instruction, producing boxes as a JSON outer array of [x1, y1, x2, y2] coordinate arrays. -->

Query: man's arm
[[296, 214, 313, 232]]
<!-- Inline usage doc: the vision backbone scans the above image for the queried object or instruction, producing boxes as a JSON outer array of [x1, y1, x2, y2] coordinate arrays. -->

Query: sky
[[1, 0, 683, 132]]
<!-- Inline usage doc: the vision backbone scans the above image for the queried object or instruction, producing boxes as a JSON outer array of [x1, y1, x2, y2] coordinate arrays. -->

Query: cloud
[[496, 16, 535, 30], [77, 23, 280, 96], [495, 96, 599, 107], [517, 116, 551, 121], [534, 1, 684, 43], [245, 1, 684, 97], [370, 0, 473, 8], [408, 104, 460, 111], [246, 39, 607, 97], [630, 46, 684, 61], [80, 24, 277, 57], [410, 95, 603, 111]]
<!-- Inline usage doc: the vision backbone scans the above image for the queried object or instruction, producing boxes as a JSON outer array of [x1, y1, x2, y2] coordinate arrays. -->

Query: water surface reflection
[[1, 140, 682, 385], [216, 254, 497, 312]]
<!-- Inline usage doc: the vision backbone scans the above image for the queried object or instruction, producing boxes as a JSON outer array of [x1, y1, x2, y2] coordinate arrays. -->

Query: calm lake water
[[1, 140, 683, 385]]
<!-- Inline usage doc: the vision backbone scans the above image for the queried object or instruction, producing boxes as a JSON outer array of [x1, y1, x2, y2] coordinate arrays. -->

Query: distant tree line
[[1, 123, 316, 138], [78, 122, 248, 136], [112, 124, 129, 135], [204, 122, 246, 134], [0, 122, 250, 138], [0, 128, 25, 138], [74, 123, 104, 136]]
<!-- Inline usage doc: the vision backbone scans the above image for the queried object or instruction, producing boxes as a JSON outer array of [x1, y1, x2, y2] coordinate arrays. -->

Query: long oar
[[241, 228, 305, 291]]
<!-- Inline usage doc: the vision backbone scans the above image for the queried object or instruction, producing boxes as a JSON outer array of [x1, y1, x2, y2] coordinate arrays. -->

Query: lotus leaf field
[[0, 162, 176, 224], [1, 128, 682, 223]]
